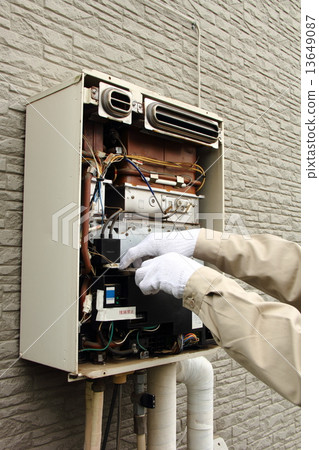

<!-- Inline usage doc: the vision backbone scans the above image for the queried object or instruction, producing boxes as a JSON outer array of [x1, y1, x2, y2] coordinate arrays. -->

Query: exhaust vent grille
[[101, 88, 132, 118], [98, 83, 132, 123], [146, 101, 219, 145]]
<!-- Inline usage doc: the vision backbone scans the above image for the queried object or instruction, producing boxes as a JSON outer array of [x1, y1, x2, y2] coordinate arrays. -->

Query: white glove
[[135, 252, 202, 299], [119, 228, 201, 269]]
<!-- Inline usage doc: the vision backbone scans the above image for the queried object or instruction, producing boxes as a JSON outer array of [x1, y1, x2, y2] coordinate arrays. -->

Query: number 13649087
[[306, 15, 316, 75]]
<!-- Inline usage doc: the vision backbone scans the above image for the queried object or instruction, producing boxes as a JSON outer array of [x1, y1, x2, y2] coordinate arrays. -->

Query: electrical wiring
[[101, 383, 118, 450], [112, 325, 159, 349], [112, 328, 138, 345], [101, 153, 125, 178], [100, 150, 206, 191], [83, 135, 102, 176], [128, 154, 206, 191], [116, 136, 128, 156], [171, 334, 184, 354], [79, 322, 114, 352], [182, 333, 199, 347], [80, 132, 206, 361], [128, 154, 204, 174], [154, 335, 183, 355], [184, 333, 199, 340], [125, 157, 165, 214], [132, 165, 195, 188], [117, 384, 123, 450], [84, 140, 206, 195], [101, 208, 123, 238], [89, 179, 105, 221], [124, 158, 156, 196], [123, 211, 173, 221], [108, 210, 122, 238], [80, 314, 91, 324], [143, 325, 160, 332], [90, 181, 98, 206], [97, 180, 104, 220], [195, 172, 206, 192], [88, 249, 114, 264], [136, 332, 148, 351]]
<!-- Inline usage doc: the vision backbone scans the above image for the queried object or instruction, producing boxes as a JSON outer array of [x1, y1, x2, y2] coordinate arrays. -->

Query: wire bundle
[[82, 134, 206, 192], [183, 333, 199, 347], [127, 154, 206, 191]]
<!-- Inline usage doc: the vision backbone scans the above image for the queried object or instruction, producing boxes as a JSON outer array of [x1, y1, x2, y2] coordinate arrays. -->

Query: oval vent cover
[[145, 100, 219, 145], [98, 82, 132, 123]]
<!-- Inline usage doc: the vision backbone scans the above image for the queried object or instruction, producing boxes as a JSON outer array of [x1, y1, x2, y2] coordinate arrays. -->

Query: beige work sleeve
[[183, 266, 301, 405], [194, 229, 301, 311]]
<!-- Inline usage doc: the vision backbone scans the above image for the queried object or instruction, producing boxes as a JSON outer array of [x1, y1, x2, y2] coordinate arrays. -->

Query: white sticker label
[[96, 290, 104, 310], [96, 306, 137, 322], [192, 312, 203, 329]]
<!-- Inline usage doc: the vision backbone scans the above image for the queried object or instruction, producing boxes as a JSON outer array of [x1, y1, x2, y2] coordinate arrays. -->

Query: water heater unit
[[20, 69, 224, 376]]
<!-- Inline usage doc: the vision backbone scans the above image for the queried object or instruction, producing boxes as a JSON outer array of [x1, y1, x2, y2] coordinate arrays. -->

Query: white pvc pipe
[[176, 357, 214, 450], [147, 363, 177, 449], [84, 381, 104, 450]]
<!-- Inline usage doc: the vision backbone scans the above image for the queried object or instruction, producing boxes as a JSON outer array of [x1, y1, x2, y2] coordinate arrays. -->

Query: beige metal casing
[[20, 69, 224, 375]]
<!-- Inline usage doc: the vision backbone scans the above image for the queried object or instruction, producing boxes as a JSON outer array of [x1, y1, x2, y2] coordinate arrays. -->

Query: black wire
[[108, 213, 120, 239], [124, 157, 165, 215], [117, 384, 122, 450], [101, 209, 122, 238], [90, 182, 98, 206], [101, 383, 119, 450]]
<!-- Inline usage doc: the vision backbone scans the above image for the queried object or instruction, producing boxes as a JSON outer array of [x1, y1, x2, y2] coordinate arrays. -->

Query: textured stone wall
[[0, 0, 300, 448]]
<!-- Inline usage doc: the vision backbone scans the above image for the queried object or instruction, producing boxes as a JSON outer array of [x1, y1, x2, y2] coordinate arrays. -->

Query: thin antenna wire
[[149, 0, 201, 106]]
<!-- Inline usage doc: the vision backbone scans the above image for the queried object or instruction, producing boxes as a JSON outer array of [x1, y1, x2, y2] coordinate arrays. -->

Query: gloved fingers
[[134, 253, 200, 299], [119, 244, 149, 269], [140, 257, 157, 268], [139, 281, 160, 295], [132, 257, 143, 268], [120, 235, 157, 269], [135, 266, 148, 285], [119, 247, 137, 269], [135, 265, 160, 295]]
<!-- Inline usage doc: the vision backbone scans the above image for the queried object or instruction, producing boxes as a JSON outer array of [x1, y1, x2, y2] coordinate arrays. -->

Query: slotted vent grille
[[101, 87, 132, 118], [146, 102, 219, 144]]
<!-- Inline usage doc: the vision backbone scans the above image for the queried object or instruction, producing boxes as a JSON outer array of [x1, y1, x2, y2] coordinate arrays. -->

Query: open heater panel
[[20, 70, 224, 374]]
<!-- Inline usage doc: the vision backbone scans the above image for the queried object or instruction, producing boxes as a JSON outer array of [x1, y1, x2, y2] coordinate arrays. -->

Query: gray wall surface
[[0, 0, 300, 449]]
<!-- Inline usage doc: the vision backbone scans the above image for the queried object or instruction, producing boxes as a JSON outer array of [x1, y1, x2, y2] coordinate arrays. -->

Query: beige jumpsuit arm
[[183, 229, 301, 405]]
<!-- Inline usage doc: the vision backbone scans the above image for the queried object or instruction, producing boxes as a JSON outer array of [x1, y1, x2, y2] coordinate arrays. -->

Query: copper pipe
[[83, 340, 103, 349], [82, 169, 93, 274]]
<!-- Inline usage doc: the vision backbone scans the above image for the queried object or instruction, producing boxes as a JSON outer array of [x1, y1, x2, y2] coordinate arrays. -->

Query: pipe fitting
[[177, 357, 214, 450]]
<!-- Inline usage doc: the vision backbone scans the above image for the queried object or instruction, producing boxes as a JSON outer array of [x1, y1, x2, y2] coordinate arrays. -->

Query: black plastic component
[[139, 393, 156, 409], [88, 272, 212, 356], [91, 239, 121, 266], [131, 392, 156, 409], [94, 272, 193, 334]]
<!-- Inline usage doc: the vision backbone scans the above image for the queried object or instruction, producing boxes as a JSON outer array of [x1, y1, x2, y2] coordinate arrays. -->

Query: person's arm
[[183, 265, 301, 406], [134, 253, 301, 406], [195, 229, 301, 310]]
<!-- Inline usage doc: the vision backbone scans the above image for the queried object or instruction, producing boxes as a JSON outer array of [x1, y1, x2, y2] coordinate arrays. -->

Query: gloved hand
[[135, 252, 202, 299], [119, 228, 201, 269]]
